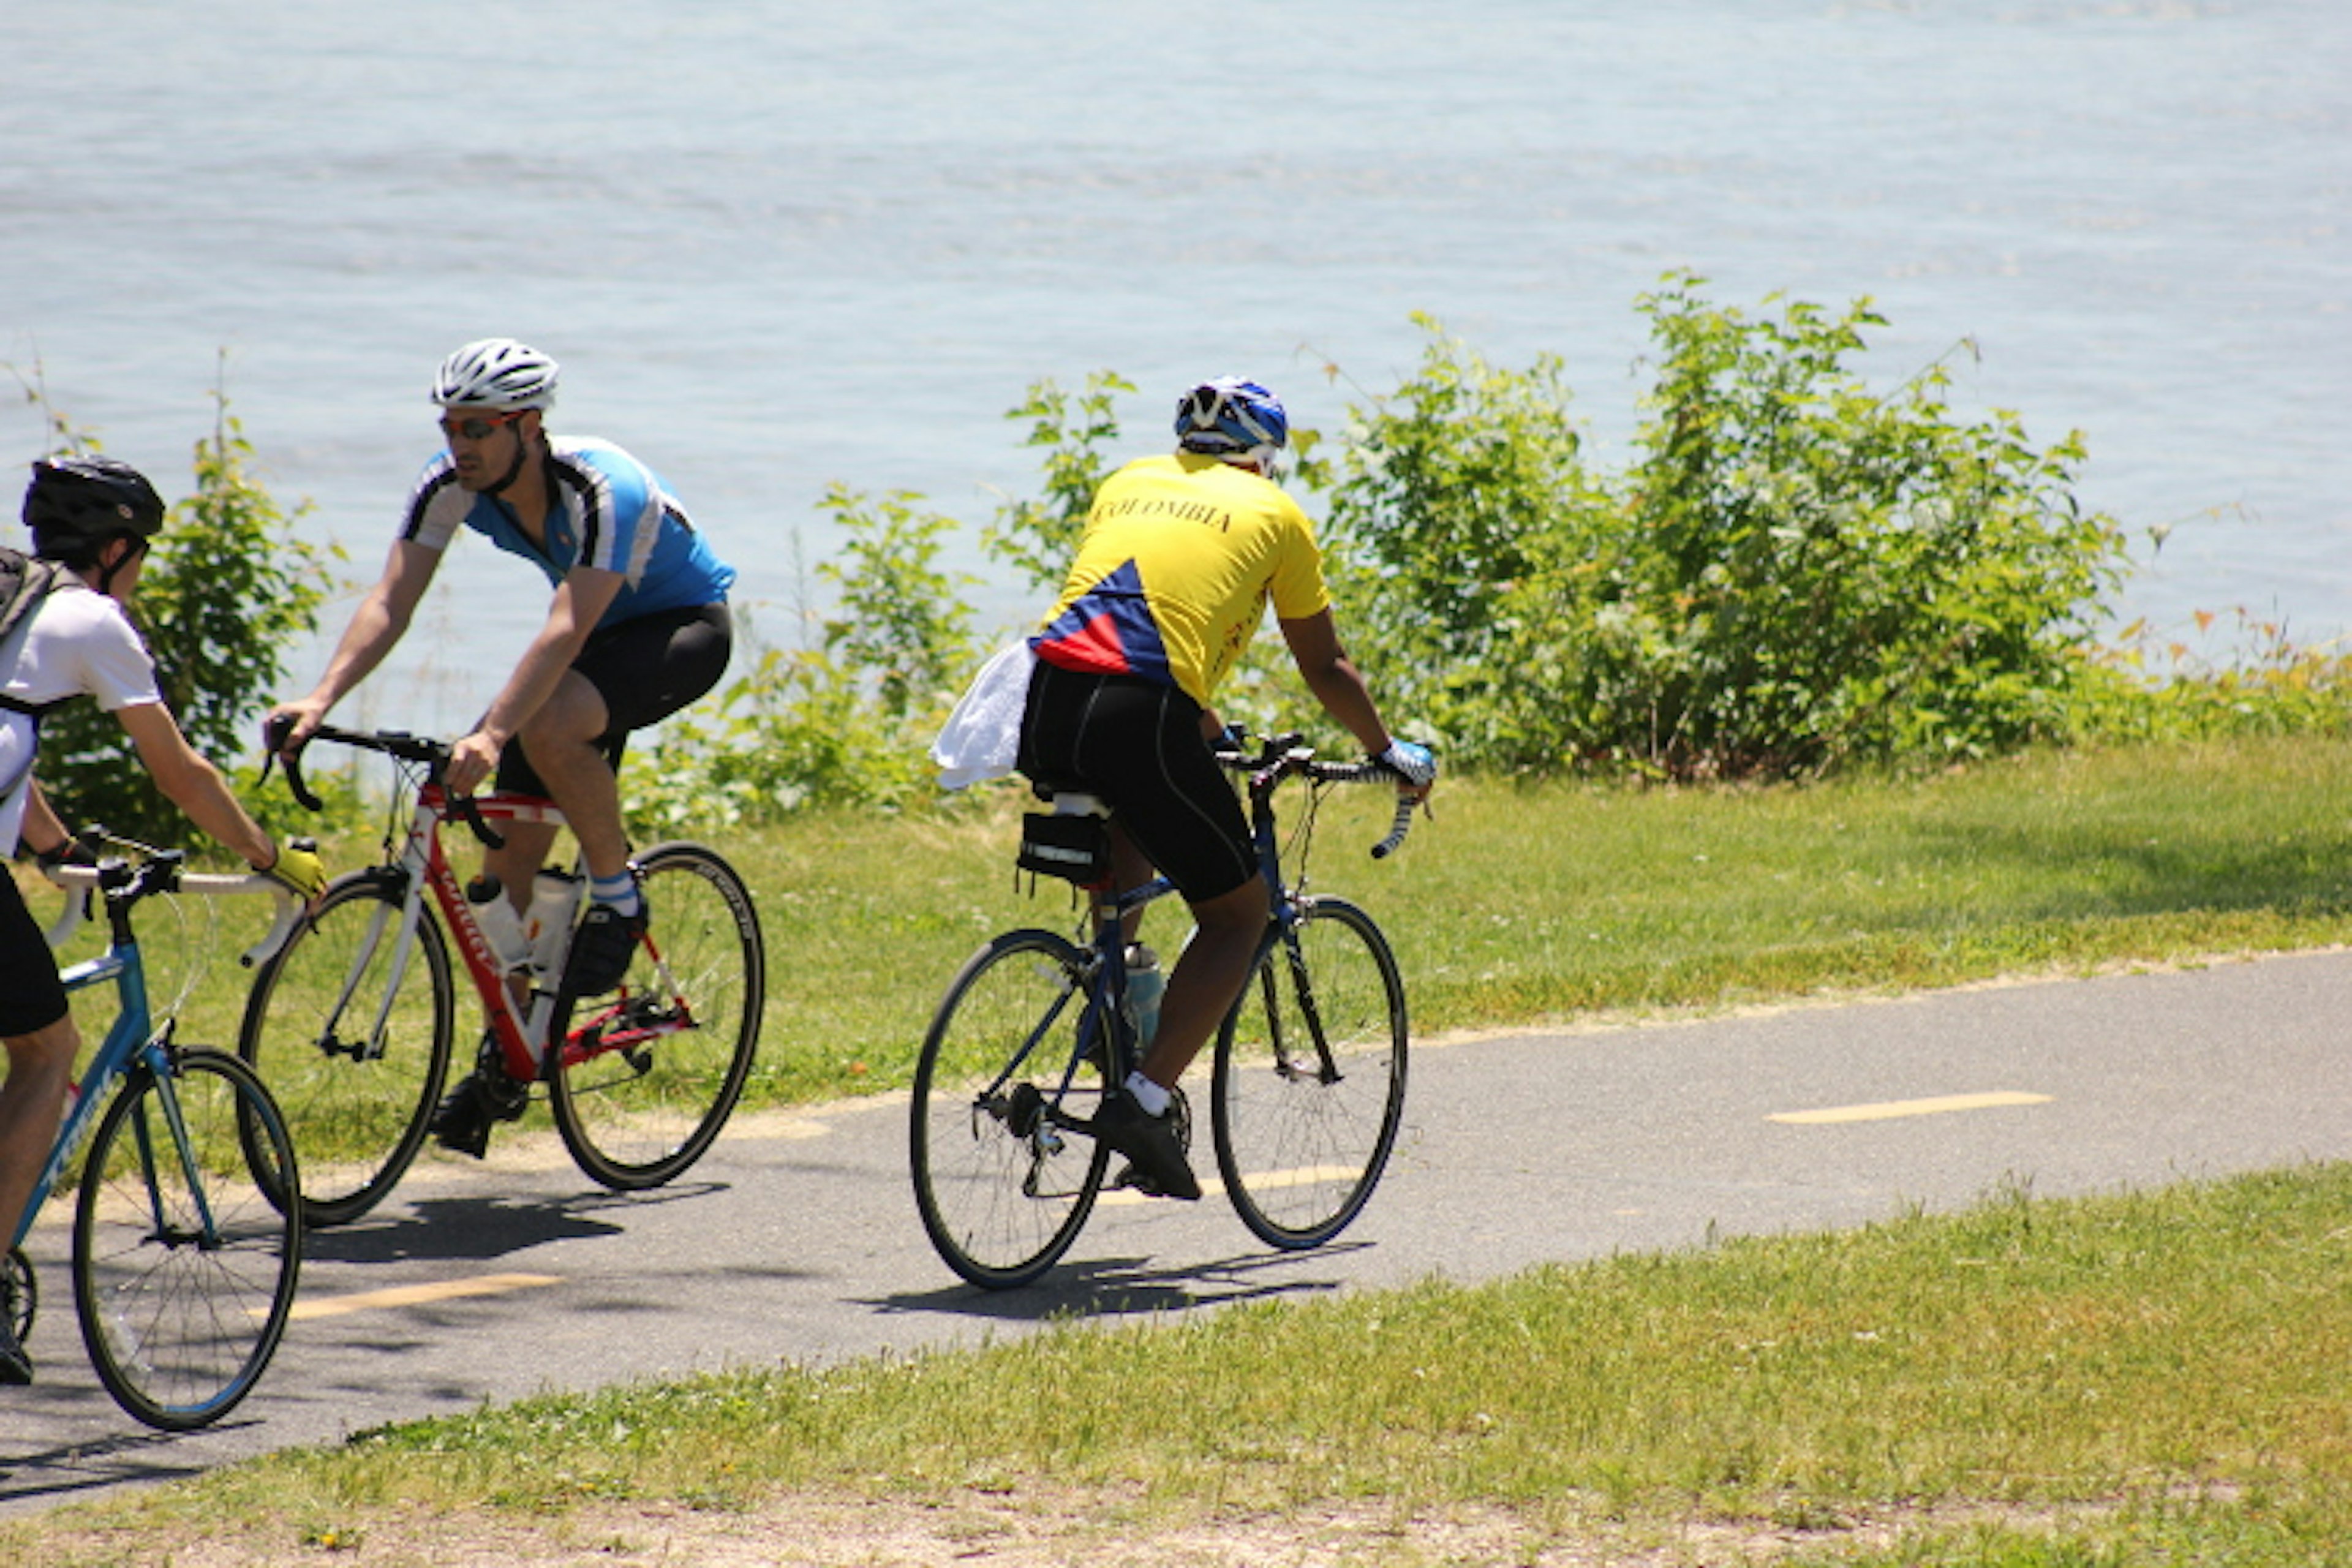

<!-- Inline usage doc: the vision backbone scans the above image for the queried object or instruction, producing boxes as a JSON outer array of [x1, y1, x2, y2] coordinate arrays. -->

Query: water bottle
[[464, 874, 530, 971], [1125, 943, 1164, 1049], [524, 868, 582, 975]]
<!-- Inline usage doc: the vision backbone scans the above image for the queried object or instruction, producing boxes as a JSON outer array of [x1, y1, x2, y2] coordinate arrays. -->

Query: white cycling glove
[[1379, 739, 1438, 788]]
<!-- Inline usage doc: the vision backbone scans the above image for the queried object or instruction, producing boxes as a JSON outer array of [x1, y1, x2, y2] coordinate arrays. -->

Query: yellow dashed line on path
[[290, 1272, 562, 1321], [1769, 1090, 2051, 1126]]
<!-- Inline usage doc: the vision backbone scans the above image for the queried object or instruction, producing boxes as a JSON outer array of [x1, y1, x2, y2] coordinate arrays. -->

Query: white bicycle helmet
[[431, 338, 560, 410]]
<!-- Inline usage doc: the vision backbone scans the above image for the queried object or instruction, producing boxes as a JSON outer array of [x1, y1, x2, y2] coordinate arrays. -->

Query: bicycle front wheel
[[1212, 896, 1408, 1250], [239, 872, 454, 1227], [546, 842, 764, 1190], [74, 1049, 303, 1430], [911, 929, 1109, 1289]]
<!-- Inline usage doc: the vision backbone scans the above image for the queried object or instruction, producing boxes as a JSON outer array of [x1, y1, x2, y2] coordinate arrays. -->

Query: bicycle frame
[[1017, 753, 1334, 1139], [325, 771, 702, 1090], [13, 861, 296, 1253], [385, 781, 573, 1081]]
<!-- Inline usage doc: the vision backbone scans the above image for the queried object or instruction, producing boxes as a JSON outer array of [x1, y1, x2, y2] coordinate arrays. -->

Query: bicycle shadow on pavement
[[0, 1416, 258, 1509], [298, 1185, 723, 1267], [868, 1241, 1374, 1325]]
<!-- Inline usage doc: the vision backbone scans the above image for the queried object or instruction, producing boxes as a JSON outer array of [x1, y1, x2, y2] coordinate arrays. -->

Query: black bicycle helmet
[[23, 455, 167, 556]]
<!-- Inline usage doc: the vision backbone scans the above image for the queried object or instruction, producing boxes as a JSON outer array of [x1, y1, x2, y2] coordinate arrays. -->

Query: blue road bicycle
[[3, 838, 304, 1429]]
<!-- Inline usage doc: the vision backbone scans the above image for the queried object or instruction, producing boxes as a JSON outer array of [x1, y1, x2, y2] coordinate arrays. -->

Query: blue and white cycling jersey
[[399, 435, 735, 629]]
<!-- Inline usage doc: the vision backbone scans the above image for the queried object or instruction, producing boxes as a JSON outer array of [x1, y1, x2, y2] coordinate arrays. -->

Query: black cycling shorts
[[1017, 661, 1256, 903], [496, 602, 733, 798], [1, 870, 70, 1037]]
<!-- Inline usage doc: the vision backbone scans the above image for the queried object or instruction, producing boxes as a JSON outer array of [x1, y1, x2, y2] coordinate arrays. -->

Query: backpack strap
[[0, 553, 73, 797], [0, 548, 62, 647]]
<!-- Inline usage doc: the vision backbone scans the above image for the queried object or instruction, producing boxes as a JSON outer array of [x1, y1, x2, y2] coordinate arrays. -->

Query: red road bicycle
[[239, 725, 764, 1226]]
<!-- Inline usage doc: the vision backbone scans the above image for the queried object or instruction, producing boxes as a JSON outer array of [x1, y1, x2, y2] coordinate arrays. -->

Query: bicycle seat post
[[1040, 790, 1138, 1080]]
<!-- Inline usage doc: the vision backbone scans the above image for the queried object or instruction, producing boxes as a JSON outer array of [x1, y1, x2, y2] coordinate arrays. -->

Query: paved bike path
[[6, 948, 2348, 1515]]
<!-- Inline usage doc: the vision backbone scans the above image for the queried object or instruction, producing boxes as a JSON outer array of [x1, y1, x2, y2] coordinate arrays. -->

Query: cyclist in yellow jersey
[[1028, 450, 1330, 707], [1019, 378, 1434, 1201]]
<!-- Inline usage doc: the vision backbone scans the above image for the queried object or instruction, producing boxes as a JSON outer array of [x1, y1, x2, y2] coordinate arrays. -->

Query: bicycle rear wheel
[[74, 1049, 303, 1430], [911, 929, 1109, 1289], [1211, 896, 1408, 1250], [546, 842, 764, 1189], [239, 872, 454, 1227]]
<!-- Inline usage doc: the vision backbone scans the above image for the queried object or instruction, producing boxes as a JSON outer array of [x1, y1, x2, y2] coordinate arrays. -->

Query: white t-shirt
[[0, 579, 163, 851]]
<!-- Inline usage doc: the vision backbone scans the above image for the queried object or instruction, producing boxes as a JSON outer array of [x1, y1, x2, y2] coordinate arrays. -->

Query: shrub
[[1594, 274, 2127, 775], [624, 488, 979, 829], [981, 371, 1137, 597], [32, 382, 333, 841], [1314, 276, 2130, 778], [1315, 317, 1618, 764]]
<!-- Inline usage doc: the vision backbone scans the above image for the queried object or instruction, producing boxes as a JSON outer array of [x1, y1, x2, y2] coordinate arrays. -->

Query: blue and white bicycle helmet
[[431, 337, 560, 410], [1173, 377, 1287, 472]]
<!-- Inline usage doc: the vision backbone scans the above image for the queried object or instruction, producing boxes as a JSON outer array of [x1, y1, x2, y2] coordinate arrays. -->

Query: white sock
[[1124, 1071, 1170, 1118], [590, 872, 641, 917]]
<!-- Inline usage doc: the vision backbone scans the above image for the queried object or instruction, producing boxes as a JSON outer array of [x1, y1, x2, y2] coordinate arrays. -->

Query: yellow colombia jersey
[[1031, 452, 1330, 708]]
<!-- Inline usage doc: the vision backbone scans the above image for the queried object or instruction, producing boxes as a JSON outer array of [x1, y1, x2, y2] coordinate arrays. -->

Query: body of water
[[6, 0, 2346, 736]]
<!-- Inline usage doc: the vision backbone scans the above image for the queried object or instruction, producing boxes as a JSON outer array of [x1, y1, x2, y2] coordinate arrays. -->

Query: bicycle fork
[[124, 1036, 224, 1253], [1264, 913, 1345, 1088]]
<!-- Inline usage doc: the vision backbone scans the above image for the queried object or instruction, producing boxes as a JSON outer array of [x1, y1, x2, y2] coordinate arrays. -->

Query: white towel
[[931, 638, 1036, 790]]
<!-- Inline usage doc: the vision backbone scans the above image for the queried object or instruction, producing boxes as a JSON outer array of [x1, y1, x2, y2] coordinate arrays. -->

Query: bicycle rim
[[239, 873, 454, 1227], [911, 930, 1107, 1289], [547, 842, 764, 1190], [1212, 897, 1408, 1250], [74, 1050, 303, 1430]]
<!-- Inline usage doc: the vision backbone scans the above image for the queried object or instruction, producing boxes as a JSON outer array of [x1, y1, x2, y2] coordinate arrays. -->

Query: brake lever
[[260, 713, 327, 811], [450, 790, 507, 851]]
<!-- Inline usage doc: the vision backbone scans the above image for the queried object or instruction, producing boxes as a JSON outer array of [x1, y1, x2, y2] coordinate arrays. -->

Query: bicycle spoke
[[546, 843, 763, 1190], [911, 931, 1107, 1288], [239, 876, 453, 1227], [1212, 899, 1408, 1250], [74, 1052, 302, 1430]]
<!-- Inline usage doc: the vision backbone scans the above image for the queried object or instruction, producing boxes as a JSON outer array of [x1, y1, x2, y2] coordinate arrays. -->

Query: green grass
[[13, 734, 2352, 1562], [86, 733, 2352, 1108], [12, 1166, 2347, 1563]]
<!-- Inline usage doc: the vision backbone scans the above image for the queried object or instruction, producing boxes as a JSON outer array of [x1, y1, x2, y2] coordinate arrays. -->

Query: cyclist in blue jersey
[[267, 339, 736, 1156]]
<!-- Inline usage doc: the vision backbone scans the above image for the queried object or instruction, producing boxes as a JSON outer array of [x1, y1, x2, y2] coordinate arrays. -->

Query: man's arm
[[271, 539, 442, 750], [116, 702, 278, 869], [1278, 609, 1434, 797], [1279, 609, 1393, 757], [442, 565, 625, 796], [20, 780, 72, 861]]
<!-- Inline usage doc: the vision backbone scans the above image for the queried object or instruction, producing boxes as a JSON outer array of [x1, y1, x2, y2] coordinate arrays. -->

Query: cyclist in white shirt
[[1, 456, 325, 1386]]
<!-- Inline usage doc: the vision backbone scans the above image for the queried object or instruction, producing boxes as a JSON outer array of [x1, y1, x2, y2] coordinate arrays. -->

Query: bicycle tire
[[4, 1245, 32, 1345], [73, 1049, 303, 1430], [545, 842, 764, 1190], [238, 870, 455, 1227], [911, 929, 1109, 1289], [1211, 896, 1408, 1250]]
